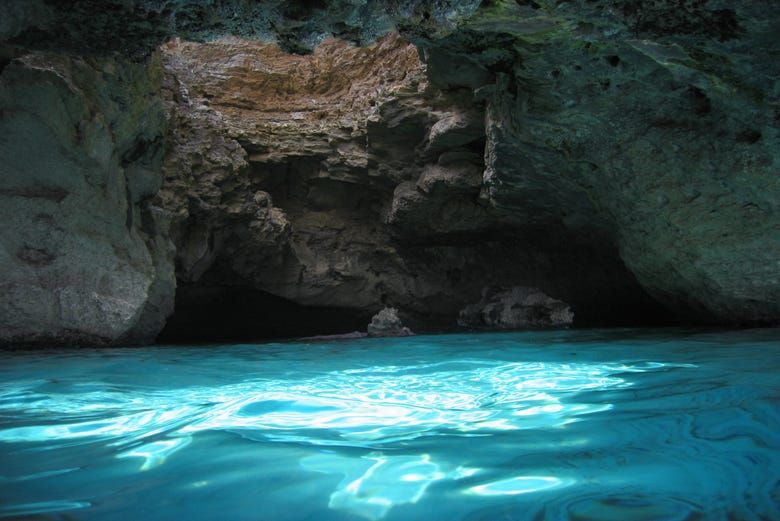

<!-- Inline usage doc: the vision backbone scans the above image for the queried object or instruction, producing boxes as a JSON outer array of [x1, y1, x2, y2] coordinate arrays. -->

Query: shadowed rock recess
[[1, 0, 777, 345]]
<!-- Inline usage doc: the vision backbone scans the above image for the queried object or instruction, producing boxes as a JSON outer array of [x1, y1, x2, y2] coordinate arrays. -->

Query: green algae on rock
[[0, 0, 778, 346]]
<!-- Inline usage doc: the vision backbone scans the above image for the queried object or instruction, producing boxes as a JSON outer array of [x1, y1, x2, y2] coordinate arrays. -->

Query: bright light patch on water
[[302, 453, 445, 520], [0, 359, 685, 519], [0, 500, 92, 518], [117, 436, 192, 471], [467, 475, 574, 496], [1, 330, 778, 521], [0, 361, 655, 447]]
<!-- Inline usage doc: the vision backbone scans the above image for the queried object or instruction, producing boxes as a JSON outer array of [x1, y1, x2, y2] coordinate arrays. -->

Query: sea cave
[[0, 1, 778, 520]]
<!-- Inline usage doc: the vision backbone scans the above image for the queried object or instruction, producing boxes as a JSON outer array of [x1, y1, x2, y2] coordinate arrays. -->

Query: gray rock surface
[[459, 287, 574, 330], [0, 53, 175, 346], [458, 1, 780, 324], [1, 0, 778, 346], [2, 0, 482, 56], [367, 308, 414, 337]]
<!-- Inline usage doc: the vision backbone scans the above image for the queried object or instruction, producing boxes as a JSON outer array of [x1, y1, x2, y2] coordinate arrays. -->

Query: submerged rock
[[367, 308, 414, 337], [459, 287, 574, 330]]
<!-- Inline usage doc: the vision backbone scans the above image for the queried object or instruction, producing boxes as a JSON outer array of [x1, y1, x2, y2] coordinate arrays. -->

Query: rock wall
[[0, 52, 175, 346], [1, 0, 778, 346], [429, 0, 780, 324], [155, 33, 662, 338], [458, 287, 575, 330]]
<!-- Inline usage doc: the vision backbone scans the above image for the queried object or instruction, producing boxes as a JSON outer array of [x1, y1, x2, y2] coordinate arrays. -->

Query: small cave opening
[[158, 284, 373, 344], [569, 289, 679, 328]]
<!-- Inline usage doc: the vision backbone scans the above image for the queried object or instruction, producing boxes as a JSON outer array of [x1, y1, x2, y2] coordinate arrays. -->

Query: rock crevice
[[2, 0, 777, 346]]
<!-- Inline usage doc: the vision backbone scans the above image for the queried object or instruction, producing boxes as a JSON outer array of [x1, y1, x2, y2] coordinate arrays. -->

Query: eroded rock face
[[3, 0, 482, 56], [2, 0, 777, 346], [155, 33, 661, 335], [418, 0, 780, 325], [148, 1, 780, 323], [156, 35, 435, 313], [0, 53, 175, 346], [459, 287, 574, 330], [367, 308, 414, 337]]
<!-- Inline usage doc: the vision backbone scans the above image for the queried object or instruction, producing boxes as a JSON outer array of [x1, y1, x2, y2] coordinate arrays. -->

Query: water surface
[[1, 329, 779, 520]]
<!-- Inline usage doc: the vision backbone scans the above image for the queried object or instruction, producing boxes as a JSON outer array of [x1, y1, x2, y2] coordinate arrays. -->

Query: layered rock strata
[[1, 0, 778, 346], [154, 33, 661, 338]]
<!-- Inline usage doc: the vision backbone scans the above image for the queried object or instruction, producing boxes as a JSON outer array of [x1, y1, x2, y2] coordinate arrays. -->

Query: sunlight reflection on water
[[1, 330, 778, 521], [0, 359, 692, 519], [0, 360, 670, 449]]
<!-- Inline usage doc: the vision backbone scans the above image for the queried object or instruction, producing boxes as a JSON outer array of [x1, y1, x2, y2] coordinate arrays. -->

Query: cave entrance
[[158, 284, 373, 344]]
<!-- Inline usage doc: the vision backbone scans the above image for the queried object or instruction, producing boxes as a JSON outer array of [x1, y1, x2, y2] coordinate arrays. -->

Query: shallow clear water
[[1, 329, 779, 521]]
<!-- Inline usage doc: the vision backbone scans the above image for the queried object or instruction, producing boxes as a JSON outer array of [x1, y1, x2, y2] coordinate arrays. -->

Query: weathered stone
[[156, 33, 659, 335], [458, 287, 574, 330], [424, 109, 484, 155], [417, 161, 483, 195], [2, 0, 778, 347], [367, 307, 414, 337], [0, 52, 175, 347], [0, 0, 46, 42], [2, 0, 482, 56], [458, 0, 780, 324]]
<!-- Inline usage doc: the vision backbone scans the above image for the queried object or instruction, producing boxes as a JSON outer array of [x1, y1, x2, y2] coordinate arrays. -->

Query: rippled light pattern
[[1, 330, 779, 520], [0, 360, 646, 448], [468, 475, 574, 496]]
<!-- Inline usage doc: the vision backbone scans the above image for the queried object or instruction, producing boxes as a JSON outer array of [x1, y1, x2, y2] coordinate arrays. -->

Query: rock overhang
[[1, 0, 778, 346]]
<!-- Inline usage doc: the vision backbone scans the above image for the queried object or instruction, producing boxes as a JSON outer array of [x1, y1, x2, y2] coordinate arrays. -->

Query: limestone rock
[[458, 287, 574, 330], [367, 308, 414, 337], [462, 1, 780, 324], [0, 52, 175, 346], [157, 32, 657, 333], [424, 109, 484, 155], [0, 0, 46, 42], [3, 0, 778, 347]]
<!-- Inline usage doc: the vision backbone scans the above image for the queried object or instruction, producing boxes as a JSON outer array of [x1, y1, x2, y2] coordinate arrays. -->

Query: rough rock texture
[[0, 53, 175, 346], [459, 287, 574, 330], [155, 33, 661, 336], [2, 0, 481, 56], [442, 0, 780, 324], [367, 307, 414, 337], [154, 0, 779, 328], [1, 0, 778, 346]]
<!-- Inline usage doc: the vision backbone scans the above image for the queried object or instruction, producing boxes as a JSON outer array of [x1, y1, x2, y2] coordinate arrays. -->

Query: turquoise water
[[1, 329, 779, 520]]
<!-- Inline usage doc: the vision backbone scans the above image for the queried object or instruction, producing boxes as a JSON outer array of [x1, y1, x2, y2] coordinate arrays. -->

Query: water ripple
[[0, 360, 675, 452], [0, 330, 778, 521]]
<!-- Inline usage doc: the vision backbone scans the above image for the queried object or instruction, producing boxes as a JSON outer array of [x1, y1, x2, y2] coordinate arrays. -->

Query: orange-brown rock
[[155, 33, 663, 340], [2, 0, 779, 346], [158, 34, 490, 322]]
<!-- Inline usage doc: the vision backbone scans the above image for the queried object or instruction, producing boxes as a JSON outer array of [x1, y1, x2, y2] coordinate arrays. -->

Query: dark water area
[[1, 329, 779, 520]]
